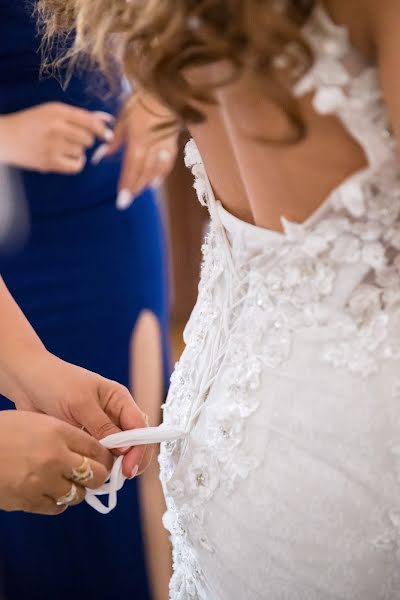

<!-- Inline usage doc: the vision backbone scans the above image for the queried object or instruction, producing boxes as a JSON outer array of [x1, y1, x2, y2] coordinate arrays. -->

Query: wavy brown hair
[[36, 0, 316, 139]]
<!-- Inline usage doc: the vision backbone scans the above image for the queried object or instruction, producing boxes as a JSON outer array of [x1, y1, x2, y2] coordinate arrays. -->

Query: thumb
[[76, 399, 122, 443], [91, 119, 125, 165], [97, 378, 149, 476]]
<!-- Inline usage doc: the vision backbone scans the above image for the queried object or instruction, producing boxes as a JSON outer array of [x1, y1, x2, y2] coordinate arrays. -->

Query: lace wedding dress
[[159, 6, 400, 599]]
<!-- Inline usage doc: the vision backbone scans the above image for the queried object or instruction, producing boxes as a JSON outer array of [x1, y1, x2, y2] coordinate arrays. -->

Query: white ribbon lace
[[85, 426, 185, 514]]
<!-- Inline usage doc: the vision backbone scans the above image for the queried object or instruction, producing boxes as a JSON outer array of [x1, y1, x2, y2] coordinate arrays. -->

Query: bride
[[38, 0, 400, 597]]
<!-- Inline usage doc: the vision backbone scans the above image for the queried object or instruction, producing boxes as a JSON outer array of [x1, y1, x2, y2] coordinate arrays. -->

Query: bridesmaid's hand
[[91, 91, 179, 208], [0, 102, 114, 174], [13, 351, 152, 479], [0, 410, 112, 514]]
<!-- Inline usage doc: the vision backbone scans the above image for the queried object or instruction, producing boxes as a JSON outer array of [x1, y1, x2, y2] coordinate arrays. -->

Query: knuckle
[[38, 449, 58, 471], [84, 134, 95, 148], [49, 119, 62, 133], [93, 421, 118, 441], [49, 419, 67, 439], [24, 470, 42, 492]]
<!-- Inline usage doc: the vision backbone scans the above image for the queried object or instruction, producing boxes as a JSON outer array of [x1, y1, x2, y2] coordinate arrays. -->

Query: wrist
[[0, 114, 15, 164], [1, 343, 50, 409]]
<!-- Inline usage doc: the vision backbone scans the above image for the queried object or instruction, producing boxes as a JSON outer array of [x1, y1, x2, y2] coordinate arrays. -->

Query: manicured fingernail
[[95, 111, 115, 124], [129, 465, 139, 480], [104, 128, 114, 143], [116, 189, 134, 210], [91, 143, 109, 165]]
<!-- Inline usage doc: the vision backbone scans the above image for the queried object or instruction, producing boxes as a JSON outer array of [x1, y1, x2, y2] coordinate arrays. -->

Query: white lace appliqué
[[160, 7, 400, 599]]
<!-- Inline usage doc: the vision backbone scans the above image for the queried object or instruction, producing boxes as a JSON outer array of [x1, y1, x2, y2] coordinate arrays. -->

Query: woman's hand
[[12, 351, 152, 479], [92, 91, 179, 208], [0, 410, 113, 515], [0, 102, 114, 174], [0, 278, 151, 481]]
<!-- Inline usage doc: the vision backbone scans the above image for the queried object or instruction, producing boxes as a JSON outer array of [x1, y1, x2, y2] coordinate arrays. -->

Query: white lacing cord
[[85, 426, 185, 514], [85, 255, 280, 515]]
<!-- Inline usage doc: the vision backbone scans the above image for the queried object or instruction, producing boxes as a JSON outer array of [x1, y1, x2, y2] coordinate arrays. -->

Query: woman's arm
[[0, 276, 151, 477], [0, 276, 46, 403]]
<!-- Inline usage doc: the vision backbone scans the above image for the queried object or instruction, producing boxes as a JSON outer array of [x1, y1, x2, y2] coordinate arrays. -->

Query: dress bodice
[[181, 4, 400, 379], [159, 6, 400, 599]]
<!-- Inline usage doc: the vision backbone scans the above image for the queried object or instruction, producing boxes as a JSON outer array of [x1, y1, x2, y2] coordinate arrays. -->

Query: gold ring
[[70, 456, 94, 484], [56, 483, 79, 507]]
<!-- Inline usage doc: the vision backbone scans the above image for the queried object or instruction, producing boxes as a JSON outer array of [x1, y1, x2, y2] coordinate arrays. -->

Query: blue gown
[[0, 3, 170, 599]]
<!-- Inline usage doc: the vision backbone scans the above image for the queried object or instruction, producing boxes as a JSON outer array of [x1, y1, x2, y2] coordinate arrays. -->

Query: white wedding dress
[[159, 6, 400, 599]]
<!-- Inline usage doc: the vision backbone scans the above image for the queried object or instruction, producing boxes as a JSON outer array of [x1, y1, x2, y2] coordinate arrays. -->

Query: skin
[[0, 276, 151, 514], [0, 410, 112, 515], [102, 91, 179, 206], [0, 102, 114, 174], [0, 89, 176, 589], [190, 0, 400, 232], [0, 96, 178, 204]]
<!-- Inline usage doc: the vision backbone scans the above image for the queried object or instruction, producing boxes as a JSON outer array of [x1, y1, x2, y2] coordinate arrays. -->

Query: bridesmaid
[[0, 2, 176, 600]]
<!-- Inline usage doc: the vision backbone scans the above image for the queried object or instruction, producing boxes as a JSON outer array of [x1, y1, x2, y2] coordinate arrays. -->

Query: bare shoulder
[[322, 0, 399, 59]]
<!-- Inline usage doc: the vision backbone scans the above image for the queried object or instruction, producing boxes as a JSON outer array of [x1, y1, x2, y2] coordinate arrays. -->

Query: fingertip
[[94, 111, 116, 124], [104, 128, 114, 143], [116, 189, 134, 210], [122, 447, 144, 478], [91, 143, 110, 165], [129, 465, 139, 480], [117, 446, 131, 455]]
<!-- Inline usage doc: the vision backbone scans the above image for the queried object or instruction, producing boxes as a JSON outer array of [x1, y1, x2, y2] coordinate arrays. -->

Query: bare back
[[189, 0, 390, 232]]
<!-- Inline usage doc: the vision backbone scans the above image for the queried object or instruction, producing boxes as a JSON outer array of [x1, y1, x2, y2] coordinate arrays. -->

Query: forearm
[[0, 277, 47, 403], [0, 114, 14, 164]]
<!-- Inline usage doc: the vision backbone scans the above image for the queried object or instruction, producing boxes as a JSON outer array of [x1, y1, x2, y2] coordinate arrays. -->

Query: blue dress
[[0, 3, 170, 599]]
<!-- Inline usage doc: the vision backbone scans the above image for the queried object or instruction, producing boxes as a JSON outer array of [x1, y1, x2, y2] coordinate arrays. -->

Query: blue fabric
[[0, 2, 170, 599]]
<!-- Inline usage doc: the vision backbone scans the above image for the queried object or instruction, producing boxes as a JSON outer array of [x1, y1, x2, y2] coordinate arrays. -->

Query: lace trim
[[162, 8, 400, 598]]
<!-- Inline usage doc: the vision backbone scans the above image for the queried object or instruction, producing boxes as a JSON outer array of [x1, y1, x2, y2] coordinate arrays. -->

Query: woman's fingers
[[63, 105, 114, 144], [65, 453, 109, 490], [133, 148, 160, 196], [56, 154, 87, 175], [64, 143, 87, 161], [64, 123, 96, 149], [24, 496, 69, 516], [62, 422, 114, 472], [48, 477, 86, 508], [116, 144, 146, 209]]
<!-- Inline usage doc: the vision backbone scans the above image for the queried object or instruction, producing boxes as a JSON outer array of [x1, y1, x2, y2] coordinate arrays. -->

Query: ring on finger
[[157, 149, 172, 163], [56, 483, 79, 507], [70, 456, 94, 485]]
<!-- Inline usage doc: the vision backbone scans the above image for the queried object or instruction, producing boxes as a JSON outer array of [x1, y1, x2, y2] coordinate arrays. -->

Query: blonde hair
[[37, 0, 315, 139]]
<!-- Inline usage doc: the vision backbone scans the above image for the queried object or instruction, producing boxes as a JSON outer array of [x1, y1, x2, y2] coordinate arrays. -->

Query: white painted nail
[[116, 189, 133, 210], [104, 128, 114, 143], [129, 465, 139, 480], [94, 111, 116, 124], [91, 143, 109, 165]]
